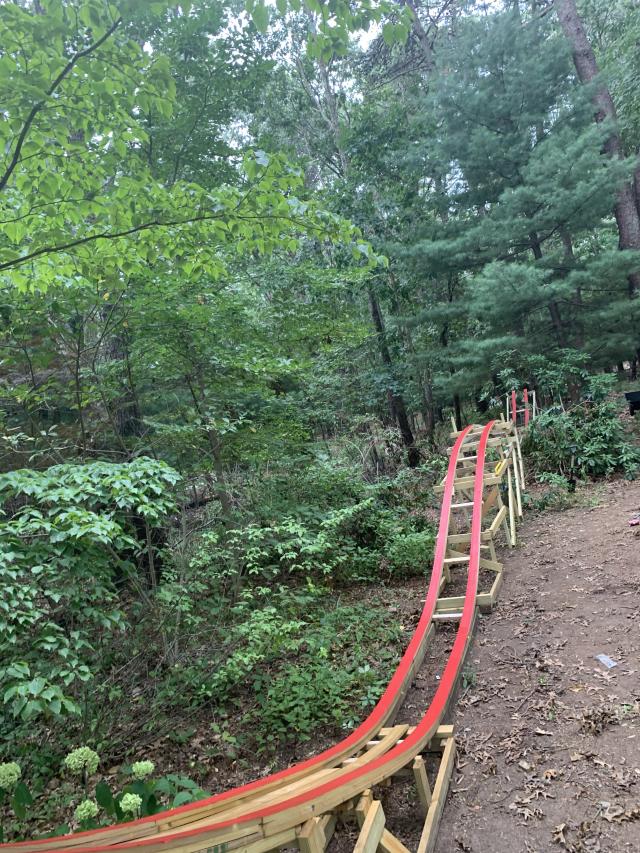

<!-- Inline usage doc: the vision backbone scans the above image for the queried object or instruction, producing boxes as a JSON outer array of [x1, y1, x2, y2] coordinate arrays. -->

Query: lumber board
[[353, 801, 385, 853], [507, 468, 516, 547], [355, 790, 373, 828], [416, 738, 456, 853], [379, 830, 411, 853], [412, 755, 432, 816], [298, 819, 325, 853]]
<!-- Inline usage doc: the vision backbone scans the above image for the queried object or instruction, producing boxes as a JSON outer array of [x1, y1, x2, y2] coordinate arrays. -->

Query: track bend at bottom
[[5, 420, 507, 853]]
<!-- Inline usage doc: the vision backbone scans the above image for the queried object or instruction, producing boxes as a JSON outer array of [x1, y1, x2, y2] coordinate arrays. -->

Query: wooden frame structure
[[3, 422, 524, 853], [507, 387, 537, 427]]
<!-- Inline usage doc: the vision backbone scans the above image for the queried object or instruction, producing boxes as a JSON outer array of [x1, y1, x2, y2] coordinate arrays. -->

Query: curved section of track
[[4, 421, 499, 853]]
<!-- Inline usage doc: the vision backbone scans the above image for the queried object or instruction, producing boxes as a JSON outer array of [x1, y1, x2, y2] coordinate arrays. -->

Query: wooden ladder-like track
[[4, 420, 523, 853]]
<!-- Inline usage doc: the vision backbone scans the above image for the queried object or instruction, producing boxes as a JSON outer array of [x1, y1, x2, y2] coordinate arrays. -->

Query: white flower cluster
[[120, 792, 143, 816], [74, 799, 99, 823], [0, 762, 21, 791], [64, 747, 100, 776], [130, 760, 155, 781]]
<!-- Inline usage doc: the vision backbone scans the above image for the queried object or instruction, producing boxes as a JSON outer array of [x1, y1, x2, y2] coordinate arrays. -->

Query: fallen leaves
[[599, 801, 640, 822], [508, 799, 543, 822], [552, 823, 568, 845]]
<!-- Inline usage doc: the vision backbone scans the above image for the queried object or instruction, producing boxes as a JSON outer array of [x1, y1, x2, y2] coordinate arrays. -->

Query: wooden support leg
[[513, 455, 523, 519], [354, 801, 385, 853], [416, 737, 456, 853], [298, 818, 327, 853], [412, 755, 432, 817], [355, 790, 412, 853], [513, 427, 526, 491], [507, 469, 517, 547]]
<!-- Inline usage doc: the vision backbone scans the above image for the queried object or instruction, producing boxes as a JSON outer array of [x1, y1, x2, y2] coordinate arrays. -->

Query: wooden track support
[[1, 421, 521, 853], [416, 733, 456, 853]]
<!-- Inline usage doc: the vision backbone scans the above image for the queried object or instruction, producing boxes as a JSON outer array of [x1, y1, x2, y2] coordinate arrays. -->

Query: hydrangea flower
[[74, 799, 99, 823], [0, 762, 21, 791], [64, 747, 100, 776], [120, 792, 143, 816], [131, 761, 155, 781]]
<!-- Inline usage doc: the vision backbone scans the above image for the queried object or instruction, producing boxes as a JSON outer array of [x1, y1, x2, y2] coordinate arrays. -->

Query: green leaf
[[11, 782, 33, 819], [95, 781, 115, 815], [252, 2, 269, 32], [172, 791, 194, 808]]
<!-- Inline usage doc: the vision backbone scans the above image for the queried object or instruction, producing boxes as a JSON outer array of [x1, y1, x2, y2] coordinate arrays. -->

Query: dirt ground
[[432, 478, 640, 853]]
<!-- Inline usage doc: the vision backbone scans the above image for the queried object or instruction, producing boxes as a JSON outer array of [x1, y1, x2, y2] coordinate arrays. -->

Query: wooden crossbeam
[[298, 815, 335, 853], [354, 792, 411, 853]]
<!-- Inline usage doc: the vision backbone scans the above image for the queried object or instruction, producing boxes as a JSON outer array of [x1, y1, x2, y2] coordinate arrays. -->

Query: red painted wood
[[511, 389, 517, 424], [523, 387, 529, 426]]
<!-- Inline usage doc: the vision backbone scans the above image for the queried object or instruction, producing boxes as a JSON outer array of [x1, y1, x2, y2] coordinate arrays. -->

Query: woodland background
[[1, 0, 640, 839]]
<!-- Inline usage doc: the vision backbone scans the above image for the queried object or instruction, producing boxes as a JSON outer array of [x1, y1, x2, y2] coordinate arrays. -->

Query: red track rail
[[5, 421, 495, 853]]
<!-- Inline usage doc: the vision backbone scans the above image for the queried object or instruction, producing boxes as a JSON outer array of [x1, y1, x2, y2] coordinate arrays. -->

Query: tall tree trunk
[[560, 228, 585, 348], [529, 231, 568, 347], [367, 285, 419, 467], [388, 273, 437, 443], [453, 393, 462, 432], [554, 0, 640, 296], [103, 322, 143, 443]]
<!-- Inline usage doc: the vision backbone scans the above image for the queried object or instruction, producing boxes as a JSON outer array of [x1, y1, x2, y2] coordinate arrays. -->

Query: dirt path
[[434, 479, 640, 853]]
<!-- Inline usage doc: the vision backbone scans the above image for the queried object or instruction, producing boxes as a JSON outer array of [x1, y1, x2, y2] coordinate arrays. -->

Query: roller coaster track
[[5, 419, 526, 853]]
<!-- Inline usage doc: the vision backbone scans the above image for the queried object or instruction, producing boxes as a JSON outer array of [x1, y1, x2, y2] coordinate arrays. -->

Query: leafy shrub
[[154, 583, 403, 754], [385, 530, 436, 578], [189, 462, 437, 591], [0, 458, 179, 723], [0, 750, 206, 842], [528, 473, 574, 511], [523, 399, 639, 480], [247, 601, 402, 749]]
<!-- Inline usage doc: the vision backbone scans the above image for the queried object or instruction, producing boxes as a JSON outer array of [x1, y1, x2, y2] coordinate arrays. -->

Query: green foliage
[[527, 473, 574, 512], [3, 0, 640, 843], [523, 397, 640, 480], [252, 600, 401, 747], [0, 459, 179, 722], [0, 753, 206, 841], [188, 462, 436, 589]]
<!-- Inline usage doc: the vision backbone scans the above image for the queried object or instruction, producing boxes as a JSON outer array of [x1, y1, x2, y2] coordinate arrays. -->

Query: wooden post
[[507, 468, 516, 547], [512, 451, 523, 519], [412, 756, 432, 817], [298, 818, 326, 853], [354, 800, 385, 853], [523, 387, 529, 426], [511, 389, 517, 424], [513, 427, 526, 491]]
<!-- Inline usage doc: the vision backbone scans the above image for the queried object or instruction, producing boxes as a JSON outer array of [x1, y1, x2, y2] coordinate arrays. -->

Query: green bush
[[0, 458, 179, 724], [0, 751, 206, 842], [523, 385, 639, 480], [385, 530, 436, 577], [188, 462, 437, 590], [527, 473, 574, 511]]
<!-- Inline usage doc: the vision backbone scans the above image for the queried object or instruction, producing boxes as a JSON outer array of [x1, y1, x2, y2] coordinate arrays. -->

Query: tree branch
[[0, 16, 123, 194], [0, 211, 326, 272]]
